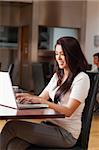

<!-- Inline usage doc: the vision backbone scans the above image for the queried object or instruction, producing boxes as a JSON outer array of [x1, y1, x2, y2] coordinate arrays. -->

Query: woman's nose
[[57, 54, 62, 59]]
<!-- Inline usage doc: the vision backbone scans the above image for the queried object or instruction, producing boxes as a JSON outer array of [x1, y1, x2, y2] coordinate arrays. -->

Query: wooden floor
[[0, 114, 99, 149], [88, 113, 99, 150]]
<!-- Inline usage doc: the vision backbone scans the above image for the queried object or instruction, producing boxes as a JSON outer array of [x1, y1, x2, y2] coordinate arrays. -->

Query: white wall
[[38, 1, 85, 28], [85, 1, 99, 66], [52, 28, 79, 50]]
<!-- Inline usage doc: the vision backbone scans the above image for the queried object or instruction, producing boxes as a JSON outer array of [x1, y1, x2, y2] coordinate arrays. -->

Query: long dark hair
[[54, 36, 88, 103]]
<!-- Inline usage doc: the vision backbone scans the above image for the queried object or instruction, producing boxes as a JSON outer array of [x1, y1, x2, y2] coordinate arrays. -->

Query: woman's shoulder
[[50, 73, 58, 82], [77, 71, 89, 78], [51, 72, 58, 78], [73, 72, 90, 83]]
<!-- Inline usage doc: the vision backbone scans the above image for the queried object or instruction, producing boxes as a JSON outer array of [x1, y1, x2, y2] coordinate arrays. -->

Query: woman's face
[[93, 56, 99, 66], [55, 44, 68, 69]]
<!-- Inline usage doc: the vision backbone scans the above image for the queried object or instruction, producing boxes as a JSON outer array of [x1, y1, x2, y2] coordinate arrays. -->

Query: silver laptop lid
[[0, 71, 17, 109], [0, 71, 49, 110]]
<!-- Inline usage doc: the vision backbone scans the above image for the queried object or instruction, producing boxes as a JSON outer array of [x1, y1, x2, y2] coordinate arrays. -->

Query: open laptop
[[0, 71, 48, 109]]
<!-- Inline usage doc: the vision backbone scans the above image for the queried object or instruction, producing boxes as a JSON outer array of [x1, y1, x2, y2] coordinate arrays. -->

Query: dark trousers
[[0, 120, 77, 150]]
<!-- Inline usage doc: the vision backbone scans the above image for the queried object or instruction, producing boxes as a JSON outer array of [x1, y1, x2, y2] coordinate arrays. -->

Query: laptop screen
[[0, 71, 49, 110], [0, 71, 17, 109]]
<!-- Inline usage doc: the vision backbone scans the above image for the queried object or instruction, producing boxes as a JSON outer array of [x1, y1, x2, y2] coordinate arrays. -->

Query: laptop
[[0, 71, 48, 109]]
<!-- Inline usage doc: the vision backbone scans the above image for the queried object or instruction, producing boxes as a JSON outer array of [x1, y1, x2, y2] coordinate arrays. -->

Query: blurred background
[[0, 0, 98, 94]]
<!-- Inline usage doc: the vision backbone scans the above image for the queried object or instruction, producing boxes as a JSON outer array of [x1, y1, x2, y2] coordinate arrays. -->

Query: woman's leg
[[7, 137, 30, 150], [1, 120, 76, 150]]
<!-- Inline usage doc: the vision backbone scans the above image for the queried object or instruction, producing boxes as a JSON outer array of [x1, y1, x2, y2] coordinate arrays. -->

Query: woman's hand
[[16, 93, 41, 104]]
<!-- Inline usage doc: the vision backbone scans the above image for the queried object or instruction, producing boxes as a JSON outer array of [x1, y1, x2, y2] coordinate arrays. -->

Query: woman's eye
[[55, 53, 58, 56], [61, 53, 64, 56], [55, 52, 64, 56]]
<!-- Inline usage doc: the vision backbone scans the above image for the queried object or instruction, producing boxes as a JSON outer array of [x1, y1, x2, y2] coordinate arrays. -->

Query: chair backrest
[[76, 72, 99, 150], [8, 63, 14, 74], [8, 64, 14, 83], [32, 63, 45, 95]]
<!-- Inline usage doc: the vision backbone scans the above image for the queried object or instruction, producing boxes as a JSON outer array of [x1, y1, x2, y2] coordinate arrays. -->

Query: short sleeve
[[70, 72, 90, 103], [43, 73, 58, 92]]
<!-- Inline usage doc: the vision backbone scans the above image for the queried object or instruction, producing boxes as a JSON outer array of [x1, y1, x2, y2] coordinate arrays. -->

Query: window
[[38, 26, 80, 50], [0, 26, 18, 49]]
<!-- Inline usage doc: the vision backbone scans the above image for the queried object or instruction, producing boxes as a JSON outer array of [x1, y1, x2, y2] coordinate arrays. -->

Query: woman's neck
[[64, 68, 69, 77], [62, 69, 69, 83]]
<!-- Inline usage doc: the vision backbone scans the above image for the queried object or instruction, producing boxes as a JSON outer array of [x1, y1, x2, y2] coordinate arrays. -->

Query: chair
[[8, 64, 14, 76], [7, 72, 99, 150], [32, 63, 45, 95], [42, 62, 54, 85], [8, 64, 14, 84]]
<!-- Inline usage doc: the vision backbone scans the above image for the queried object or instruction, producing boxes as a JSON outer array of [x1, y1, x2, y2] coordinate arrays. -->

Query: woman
[[1, 37, 90, 150], [92, 53, 99, 112], [92, 52, 99, 72]]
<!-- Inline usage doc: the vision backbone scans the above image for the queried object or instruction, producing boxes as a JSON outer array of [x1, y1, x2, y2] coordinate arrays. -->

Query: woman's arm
[[39, 73, 90, 117], [16, 90, 50, 104], [39, 98, 81, 117], [16, 92, 80, 117], [39, 89, 50, 100], [16, 73, 55, 104]]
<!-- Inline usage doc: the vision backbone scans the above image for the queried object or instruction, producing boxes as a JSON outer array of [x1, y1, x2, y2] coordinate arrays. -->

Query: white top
[[44, 72, 90, 139], [91, 66, 99, 72]]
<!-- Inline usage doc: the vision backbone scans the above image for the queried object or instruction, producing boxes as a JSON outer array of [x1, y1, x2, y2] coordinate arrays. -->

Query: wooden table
[[0, 105, 65, 132], [0, 105, 65, 120]]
